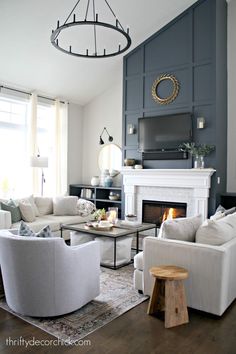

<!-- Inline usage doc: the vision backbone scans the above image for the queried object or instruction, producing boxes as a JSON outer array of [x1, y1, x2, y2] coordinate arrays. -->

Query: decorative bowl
[[125, 214, 137, 221], [109, 195, 119, 201]]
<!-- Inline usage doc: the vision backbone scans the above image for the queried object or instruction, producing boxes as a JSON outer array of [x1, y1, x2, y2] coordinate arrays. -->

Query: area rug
[[0, 265, 147, 344]]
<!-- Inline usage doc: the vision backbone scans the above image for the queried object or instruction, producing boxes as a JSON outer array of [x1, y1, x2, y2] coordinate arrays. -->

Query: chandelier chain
[[92, 0, 97, 55], [85, 0, 91, 21], [64, 0, 82, 25], [104, 0, 125, 31]]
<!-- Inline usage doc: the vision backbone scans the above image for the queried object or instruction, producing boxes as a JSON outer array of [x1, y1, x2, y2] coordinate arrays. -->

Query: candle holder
[[107, 207, 118, 224]]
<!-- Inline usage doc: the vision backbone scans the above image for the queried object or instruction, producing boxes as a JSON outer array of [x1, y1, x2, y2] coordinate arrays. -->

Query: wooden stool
[[147, 265, 189, 328]]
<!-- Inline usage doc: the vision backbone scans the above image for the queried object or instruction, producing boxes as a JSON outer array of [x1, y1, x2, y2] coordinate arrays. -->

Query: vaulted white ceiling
[[0, 0, 198, 105]]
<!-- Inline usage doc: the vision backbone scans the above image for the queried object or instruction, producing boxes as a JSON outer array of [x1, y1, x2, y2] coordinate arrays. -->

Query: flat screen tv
[[138, 113, 192, 152]]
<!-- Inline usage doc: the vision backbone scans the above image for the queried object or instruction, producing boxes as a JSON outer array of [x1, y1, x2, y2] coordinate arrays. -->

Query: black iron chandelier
[[50, 0, 131, 58]]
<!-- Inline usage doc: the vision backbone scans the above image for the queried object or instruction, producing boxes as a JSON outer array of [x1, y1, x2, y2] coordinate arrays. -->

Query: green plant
[[180, 142, 215, 157], [93, 208, 106, 221]]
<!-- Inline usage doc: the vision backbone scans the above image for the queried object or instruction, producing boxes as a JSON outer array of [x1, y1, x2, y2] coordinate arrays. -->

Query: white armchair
[[0, 231, 100, 317], [0, 210, 11, 230], [134, 236, 236, 316]]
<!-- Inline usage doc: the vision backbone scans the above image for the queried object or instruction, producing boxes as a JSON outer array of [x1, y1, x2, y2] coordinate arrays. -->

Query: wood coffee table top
[[149, 265, 188, 281]]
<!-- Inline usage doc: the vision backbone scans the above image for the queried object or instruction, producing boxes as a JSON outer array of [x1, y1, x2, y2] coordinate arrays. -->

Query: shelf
[[96, 199, 122, 203], [69, 184, 123, 216]]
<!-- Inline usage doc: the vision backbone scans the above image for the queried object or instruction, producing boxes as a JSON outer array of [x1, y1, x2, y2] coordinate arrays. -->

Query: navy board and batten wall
[[122, 0, 227, 215]]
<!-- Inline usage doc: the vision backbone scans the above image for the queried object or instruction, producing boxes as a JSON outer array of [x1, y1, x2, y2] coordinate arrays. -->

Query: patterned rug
[[0, 265, 147, 344]]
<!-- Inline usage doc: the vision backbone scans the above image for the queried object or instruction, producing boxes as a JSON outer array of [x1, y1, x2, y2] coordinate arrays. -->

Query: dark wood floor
[[0, 299, 236, 354]]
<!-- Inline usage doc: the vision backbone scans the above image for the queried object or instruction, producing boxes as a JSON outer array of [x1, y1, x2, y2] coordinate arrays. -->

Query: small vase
[[194, 155, 205, 169], [91, 176, 100, 186], [104, 176, 113, 187]]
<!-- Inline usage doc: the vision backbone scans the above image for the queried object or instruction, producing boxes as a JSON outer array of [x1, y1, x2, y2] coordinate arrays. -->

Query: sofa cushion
[[44, 214, 92, 226], [196, 215, 236, 245], [0, 199, 21, 223], [159, 215, 202, 242], [53, 196, 78, 216], [19, 201, 36, 222], [34, 197, 53, 215], [12, 216, 60, 233], [77, 198, 96, 217]]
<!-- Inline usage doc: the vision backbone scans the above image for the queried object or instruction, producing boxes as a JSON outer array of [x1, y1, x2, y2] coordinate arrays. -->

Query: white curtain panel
[[53, 100, 68, 196], [28, 93, 39, 195]]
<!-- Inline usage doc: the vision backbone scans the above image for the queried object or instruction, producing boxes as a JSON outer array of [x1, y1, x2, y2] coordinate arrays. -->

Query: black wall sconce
[[99, 127, 113, 145]]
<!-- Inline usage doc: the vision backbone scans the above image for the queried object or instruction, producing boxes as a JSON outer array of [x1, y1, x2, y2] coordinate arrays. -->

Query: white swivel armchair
[[0, 231, 100, 317]]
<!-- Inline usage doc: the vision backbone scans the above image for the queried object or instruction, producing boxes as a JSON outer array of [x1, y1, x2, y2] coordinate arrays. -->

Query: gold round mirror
[[152, 74, 179, 105], [98, 144, 122, 173]]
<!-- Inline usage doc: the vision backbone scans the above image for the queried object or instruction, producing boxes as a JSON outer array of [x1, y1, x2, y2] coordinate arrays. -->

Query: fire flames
[[162, 208, 176, 223]]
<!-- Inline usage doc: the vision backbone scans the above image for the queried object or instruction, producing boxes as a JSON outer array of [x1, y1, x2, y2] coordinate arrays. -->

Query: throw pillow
[[159, 215, 202, 242], [196, 218, 236, 245], [13, 195, 39, 217], [0, 199, 22, 224], [34, 197, 53, 215], [36, 225, 52, 238], [18, 221, 53, 238], [18, 221, 35, 236], [77, 198, 96, 216], [211, 205, 236, 219], [218, 212, 236, 233], [19, 202, 36, 222], [53, 196, 78, 216], [210, 211, 225, 221], [28, 195, 40, 216]]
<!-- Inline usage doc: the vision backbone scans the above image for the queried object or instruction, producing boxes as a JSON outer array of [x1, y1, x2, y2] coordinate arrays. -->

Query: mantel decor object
[[152, 74, 180, 105], [180, 142, 215, 169]]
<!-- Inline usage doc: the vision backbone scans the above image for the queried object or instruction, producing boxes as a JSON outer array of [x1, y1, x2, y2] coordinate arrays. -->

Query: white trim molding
[[121, 169, 216, 221]]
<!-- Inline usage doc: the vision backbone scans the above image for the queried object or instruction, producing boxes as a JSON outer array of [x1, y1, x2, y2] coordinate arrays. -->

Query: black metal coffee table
[[60, 222, 156, 269]]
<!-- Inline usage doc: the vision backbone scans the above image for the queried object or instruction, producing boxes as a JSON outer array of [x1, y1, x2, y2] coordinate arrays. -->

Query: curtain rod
[[0, 85, 66, 104]]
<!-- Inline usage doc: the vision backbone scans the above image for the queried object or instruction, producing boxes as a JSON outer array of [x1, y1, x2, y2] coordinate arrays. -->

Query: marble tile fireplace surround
[[121, 169, 216, 222]]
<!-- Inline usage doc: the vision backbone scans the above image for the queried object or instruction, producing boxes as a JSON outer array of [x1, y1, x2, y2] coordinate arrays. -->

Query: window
[[0, 96, 30, 197], [0, 93, 68, 198]]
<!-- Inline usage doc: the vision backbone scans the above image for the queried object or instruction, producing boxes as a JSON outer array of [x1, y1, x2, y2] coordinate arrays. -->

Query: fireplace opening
[[142, 200, 187, 227]]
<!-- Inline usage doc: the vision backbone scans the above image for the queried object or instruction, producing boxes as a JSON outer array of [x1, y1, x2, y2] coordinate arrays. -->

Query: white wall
[[67, 103, 83, 186], [227, 0, 236, 192], [81, 68, 123, 184]]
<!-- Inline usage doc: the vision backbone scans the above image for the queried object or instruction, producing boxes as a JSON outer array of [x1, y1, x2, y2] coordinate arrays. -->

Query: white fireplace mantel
[[121, 169, 216, 221]]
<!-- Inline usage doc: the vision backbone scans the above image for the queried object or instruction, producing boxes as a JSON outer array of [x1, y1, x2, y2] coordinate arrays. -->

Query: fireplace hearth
[[142, 200, 187, 227]]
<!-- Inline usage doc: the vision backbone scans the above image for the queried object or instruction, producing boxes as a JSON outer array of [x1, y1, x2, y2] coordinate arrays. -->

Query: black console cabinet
[[220, 194, 236, 209]]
